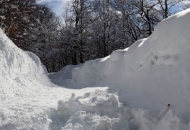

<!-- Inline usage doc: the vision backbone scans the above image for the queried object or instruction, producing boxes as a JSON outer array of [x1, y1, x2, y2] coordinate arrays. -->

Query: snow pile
[[49, 90, 119, 129], [0, 28, 54, 129], [0, 28, 112, 130], [1, 8, 190, 130], [0, 28, 51, 98], [54, 93, 188, 130], [49, 65, 81, 88], [50, 8, 190, 124]]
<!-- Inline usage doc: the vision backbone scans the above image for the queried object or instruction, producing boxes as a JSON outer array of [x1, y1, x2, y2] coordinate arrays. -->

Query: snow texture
[[50, 8, 190, 126], [1, 8, 190, 130], [0, 28, 112, 130]]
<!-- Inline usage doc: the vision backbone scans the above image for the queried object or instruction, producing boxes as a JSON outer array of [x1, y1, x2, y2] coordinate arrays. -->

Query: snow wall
[[50, 9, 190, 122], [0, 27, 121, 130], [0, 29, 51, 98]]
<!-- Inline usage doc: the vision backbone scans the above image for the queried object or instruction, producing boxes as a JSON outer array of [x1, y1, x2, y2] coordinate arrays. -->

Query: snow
[[50, 8, 190, 128], [0, 16, 5, 20], [0, 28, 113, 129], [1, 8, 190, 130]]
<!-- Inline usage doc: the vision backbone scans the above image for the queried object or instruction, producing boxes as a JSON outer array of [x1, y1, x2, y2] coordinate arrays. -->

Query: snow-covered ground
[[1, 9, 190, 130], [0, 27, 117, 130]]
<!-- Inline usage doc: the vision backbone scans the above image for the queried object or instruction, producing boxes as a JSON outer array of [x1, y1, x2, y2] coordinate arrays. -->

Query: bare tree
[[157, 0, 184, 18]]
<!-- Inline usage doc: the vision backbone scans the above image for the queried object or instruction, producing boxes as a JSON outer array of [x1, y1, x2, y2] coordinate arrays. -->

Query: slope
[[50, 8, 190, 124], [0, 29, 116, 130]]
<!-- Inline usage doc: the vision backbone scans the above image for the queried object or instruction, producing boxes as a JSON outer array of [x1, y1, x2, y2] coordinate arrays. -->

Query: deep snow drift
[[1, 9, 190, 130], [0, 29, 117, 130], [50, 8, 190, 125]]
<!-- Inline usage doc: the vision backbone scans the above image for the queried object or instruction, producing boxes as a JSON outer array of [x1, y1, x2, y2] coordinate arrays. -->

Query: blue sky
[[36, 0, 71, 16], [37, 0, 189, 17]]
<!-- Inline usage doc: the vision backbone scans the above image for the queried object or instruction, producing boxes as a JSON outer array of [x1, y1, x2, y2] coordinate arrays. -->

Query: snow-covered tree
[[0, 0, 60, 72]]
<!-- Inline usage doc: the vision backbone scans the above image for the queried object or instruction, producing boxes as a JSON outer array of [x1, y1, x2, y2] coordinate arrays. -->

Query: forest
[[0, 0, 189, 72]]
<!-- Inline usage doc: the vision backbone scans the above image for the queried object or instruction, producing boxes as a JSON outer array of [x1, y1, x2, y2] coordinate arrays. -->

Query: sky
[[36, 0, 71, 16], [37, 0, 190, 17]]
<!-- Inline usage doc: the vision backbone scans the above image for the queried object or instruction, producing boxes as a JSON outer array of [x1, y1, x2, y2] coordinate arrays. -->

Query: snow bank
[[1, 8, 190, 130], [0, 28, 56, 129], [0, 27, 117, 130], [50, 8, 190, 123], [0, 28, 52, 98], [55, 93, 189, 130], [0, 29, 120, 130]]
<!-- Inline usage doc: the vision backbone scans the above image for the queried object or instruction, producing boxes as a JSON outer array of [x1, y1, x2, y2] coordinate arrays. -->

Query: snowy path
[[0, 27, 122, 130], [1, 8, 190, 130], [0, 85, 111, 130], [1, 83, 187, 130]]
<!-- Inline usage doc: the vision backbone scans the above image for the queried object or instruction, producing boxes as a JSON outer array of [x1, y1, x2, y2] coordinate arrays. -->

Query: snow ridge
[[50, 8, 190, 123], [0, 29, 51, 98], [1, 8, 190, 130]]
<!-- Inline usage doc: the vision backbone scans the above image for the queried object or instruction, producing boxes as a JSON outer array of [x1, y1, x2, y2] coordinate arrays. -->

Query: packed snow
[[0, 27, 115, 130], [1, 8, 190, 130]]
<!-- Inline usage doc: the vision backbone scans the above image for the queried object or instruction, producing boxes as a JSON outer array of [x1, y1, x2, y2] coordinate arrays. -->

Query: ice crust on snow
[[1, 8, 190, 130], [50, 8, 190, 124]]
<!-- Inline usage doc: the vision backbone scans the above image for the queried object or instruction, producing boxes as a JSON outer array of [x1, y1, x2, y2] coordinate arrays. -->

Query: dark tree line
[[0, 0, 60, 72], [0, 0, 188, 72], [56, 0, 187, 71]]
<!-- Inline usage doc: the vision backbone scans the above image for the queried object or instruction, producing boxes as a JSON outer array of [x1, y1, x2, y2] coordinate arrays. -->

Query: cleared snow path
[[1, 9, 190, 130], [0, 28, 115, 130]]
